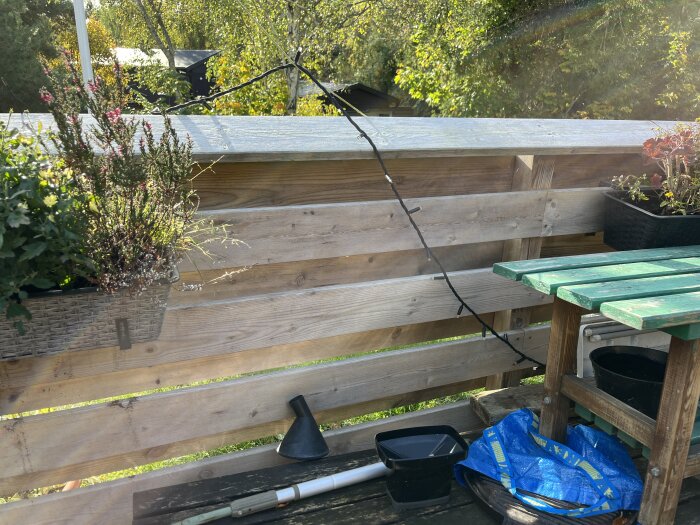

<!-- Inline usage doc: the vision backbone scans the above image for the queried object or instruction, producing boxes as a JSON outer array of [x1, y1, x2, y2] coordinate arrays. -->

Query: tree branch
[[133, 0, 175, 69], [145, 0, 176, 68]]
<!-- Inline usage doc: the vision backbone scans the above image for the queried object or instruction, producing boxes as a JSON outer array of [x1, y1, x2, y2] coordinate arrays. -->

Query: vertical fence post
[[485, 155, 555, 390]]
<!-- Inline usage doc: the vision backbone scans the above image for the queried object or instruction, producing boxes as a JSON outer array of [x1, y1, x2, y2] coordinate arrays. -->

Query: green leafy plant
[[612, 124, 700, 215], [0, 119, 91, 331], [2, 55, 230, 334]]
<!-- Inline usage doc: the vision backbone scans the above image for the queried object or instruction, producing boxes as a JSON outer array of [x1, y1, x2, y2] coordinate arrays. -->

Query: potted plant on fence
[[0, 61, 219, 359], [604, 124, 700, 251]]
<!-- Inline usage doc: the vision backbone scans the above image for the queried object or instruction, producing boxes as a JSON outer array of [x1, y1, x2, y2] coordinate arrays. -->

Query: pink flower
[[143, 122, 153, 132], [105, 108, 122, 125], [650, 173, 663, 189], [87, 80, 99, 94], [39, 88, 54, 104]]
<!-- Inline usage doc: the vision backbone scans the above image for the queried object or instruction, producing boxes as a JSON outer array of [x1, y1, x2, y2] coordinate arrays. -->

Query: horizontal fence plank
[[183, 187, 606, 271], [174, 234, 608, 307], [0, 306, 554, 415], [0, 326, 550, 492], [196, 156, 515, 209], [9, 114, 673, 162], [539, 232, 611, 258], [133, 269, 550, 362], [0, 316, 479, 415], [1, 378, 484, 496], [0, 401, 482, 525], [196, 154, 641, 210], [173, 242, 505, 306], [0, 270, 550, 409], [549, 154, 643, 190]]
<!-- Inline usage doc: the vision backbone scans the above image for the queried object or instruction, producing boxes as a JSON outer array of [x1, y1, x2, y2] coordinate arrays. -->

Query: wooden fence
[[0, 116, 664, 524]]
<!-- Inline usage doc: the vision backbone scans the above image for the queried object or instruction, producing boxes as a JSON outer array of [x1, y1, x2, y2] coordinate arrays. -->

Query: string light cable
[[162, 51, 544, 368]]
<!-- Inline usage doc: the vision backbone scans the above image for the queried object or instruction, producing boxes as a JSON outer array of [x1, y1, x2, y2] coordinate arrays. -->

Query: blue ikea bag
[[455, 408, 643, 517]]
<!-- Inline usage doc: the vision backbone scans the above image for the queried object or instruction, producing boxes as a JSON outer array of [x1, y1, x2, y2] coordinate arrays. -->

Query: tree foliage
[[52, 17, 117, 83], [0, 0, 73, 112], [98, 0, 215, 65], [7, 0, 700, 119], [395, 0, 700, 119]]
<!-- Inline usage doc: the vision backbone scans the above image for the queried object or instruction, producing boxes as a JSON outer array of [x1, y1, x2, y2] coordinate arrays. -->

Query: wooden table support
[[539, 297, 584, 443], [639, 337, 700, 525], [542, 311, 700, 524], [495, 247, 700, 524]]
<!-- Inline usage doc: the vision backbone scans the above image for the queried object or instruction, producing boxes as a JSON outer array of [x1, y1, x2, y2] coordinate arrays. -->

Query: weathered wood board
[[471, 383, 545, 426], [173, 242, 505, 305], [194, 154, 642, 210], [557, 274, 700, 311], [494, 246, 700, 281], [522, 257, 700, 295], [6, 114, 677, 161], [0, 326, 550, 492], [600, 290, 700, 331], [194, 156, 516, 209], [0, 402, 482, 525], [182, 187, 606, 271], [561, 375, 656, 447]]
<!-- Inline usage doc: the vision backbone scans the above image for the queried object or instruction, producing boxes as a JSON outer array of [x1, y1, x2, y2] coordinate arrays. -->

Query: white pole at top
[[72, 0, 94, 89]]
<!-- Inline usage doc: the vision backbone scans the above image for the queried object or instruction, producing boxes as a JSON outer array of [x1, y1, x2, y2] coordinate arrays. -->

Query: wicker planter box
[[603, 191, 700, 251], [0, 281, 171, 360]]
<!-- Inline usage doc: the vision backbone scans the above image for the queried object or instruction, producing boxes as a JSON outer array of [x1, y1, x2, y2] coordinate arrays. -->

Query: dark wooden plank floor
[[133, 449, 700, 525], [132, 450, 497, 525]]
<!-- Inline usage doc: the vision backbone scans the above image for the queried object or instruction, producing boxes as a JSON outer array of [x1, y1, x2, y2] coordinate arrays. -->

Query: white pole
[[172, 462, 391, 525], [72, 0, 94, 89]]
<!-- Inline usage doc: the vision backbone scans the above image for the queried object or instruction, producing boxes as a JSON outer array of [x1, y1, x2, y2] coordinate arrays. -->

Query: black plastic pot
[[590, 345, 667, 419], [375, 425, 467, 511], [603, 191, 700, 251]]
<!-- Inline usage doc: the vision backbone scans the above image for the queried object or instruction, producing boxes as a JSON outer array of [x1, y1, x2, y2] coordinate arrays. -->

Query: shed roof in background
[[298, 81, 399, 106], [114, 48, 220, 71]]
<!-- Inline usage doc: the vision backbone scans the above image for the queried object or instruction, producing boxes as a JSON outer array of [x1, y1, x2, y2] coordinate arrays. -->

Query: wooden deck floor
[[133, 449, 700, 524]]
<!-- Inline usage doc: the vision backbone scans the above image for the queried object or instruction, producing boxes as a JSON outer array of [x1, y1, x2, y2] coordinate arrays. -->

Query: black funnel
[[277, 395, 330, 461]]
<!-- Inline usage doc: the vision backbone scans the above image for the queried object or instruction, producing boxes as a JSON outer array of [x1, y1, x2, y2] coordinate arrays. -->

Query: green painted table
[[494, 245, 700, 525]]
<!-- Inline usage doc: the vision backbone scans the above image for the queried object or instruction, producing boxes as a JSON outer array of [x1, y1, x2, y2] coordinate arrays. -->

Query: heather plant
[[40, 58, 203, 294], [0, 119, 91, 330], [612, 124, 700, 216]]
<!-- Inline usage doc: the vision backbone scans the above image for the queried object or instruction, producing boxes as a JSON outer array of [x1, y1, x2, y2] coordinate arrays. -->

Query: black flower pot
[[590, 345, 667, 418], [376, 425, 467, 511], [603, 191, 700, 251]]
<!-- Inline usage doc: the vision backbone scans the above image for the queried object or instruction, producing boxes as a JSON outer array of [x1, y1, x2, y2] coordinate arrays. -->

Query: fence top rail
[[2, 114, 680, 162]]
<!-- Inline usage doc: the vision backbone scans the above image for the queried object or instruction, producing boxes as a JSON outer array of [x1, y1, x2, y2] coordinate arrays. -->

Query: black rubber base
[[463, 469, 638, 525], [385, 489, 451, 511]]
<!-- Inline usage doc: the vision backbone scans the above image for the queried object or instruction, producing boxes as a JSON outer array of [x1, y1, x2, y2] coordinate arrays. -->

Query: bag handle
[[482, 413, 621, 517]]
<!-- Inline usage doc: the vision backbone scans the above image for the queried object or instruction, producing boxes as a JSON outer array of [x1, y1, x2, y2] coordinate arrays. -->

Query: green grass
[[522, 374, 545, 385]]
